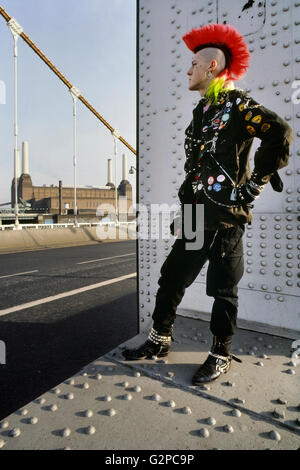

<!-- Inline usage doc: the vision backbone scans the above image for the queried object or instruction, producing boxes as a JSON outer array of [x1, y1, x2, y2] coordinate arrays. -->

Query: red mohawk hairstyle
[[182, 23, 250, 81]]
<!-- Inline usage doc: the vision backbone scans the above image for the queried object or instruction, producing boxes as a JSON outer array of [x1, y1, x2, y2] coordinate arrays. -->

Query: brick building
[[11, 143, 133, 223]]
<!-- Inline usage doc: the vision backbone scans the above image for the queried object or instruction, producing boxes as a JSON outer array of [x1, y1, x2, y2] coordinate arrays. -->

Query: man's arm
[[235, 91, 293, 204]]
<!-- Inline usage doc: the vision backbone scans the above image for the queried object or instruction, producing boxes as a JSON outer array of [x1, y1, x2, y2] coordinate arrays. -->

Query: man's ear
[[209, 59, 218, 71]]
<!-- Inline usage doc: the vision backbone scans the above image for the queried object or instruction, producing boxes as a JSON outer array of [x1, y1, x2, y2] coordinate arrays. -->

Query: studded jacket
[[177, 87, 293, 230]]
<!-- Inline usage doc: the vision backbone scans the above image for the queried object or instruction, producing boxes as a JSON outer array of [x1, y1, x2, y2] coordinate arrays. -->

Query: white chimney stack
[[107, 158, 113, 184], [122, 153, 127, 181], [22, 141, 29, 174]]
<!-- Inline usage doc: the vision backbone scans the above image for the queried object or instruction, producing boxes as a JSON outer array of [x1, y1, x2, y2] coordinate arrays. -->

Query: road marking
[[0, 272, 137, 317], [0, 270, 39, 279], [77, 252, 136, 265]]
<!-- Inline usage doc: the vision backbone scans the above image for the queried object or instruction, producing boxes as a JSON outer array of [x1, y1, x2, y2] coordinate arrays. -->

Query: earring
[[206, 71, 213, 79]]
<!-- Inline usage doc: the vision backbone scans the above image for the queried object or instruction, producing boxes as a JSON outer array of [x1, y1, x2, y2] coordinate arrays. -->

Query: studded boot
[[191, 336, 241, 385], [122, 327, 173, 361]]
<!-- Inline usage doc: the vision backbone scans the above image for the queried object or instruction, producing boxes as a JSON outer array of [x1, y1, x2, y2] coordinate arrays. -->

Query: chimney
[[122, 153, 127, 181], [22, 141, 29, 174], [59, 180, 63, 215], [107, 158, 113, 184]]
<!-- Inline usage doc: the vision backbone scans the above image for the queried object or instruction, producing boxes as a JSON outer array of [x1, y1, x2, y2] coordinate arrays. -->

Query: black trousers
[[152, 224, 245, 338]]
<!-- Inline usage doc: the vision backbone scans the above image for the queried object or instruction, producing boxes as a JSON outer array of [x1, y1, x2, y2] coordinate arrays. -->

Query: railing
[[0, 221, 136, 231]]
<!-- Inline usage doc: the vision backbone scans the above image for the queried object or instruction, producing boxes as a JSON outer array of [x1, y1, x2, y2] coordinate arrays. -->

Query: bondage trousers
[[152, 224, 245, 338]]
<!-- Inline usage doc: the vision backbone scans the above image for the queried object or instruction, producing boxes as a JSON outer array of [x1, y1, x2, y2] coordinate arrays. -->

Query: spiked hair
[[182, 23, 250, 81]]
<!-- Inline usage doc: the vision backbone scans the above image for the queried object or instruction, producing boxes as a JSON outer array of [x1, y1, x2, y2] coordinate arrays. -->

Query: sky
[[0, 0, 136, 205]]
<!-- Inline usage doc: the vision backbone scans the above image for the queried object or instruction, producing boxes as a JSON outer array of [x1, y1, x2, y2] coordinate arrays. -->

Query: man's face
[[187, 50, 209, 91]]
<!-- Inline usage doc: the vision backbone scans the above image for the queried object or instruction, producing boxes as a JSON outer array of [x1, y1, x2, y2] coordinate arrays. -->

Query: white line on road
[[77, 252, 136, 265], [0, 272, 137, 318], [0, 270, 39, 279]]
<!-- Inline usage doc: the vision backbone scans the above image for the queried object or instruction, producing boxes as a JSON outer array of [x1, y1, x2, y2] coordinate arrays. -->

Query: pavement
[[0, 315, 299, 450]]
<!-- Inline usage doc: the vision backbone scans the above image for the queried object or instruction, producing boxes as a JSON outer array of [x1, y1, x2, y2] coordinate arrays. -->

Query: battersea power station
[[10, 141, 134, 224]]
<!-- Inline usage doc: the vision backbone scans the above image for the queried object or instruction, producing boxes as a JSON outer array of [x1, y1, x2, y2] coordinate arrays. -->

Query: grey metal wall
[[138, 0, 300, 333]]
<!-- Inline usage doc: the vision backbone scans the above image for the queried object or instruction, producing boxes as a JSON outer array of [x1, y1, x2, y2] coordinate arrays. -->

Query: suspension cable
[[0, 5, 136, 156]]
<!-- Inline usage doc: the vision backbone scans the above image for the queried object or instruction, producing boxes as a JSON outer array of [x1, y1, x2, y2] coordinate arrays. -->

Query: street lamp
[[70, 86, 81, 228], [112, 130, 120, 225], [8, 18, 23, 230]]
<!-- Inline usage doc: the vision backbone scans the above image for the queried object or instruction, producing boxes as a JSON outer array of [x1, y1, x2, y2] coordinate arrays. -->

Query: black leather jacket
[[176, 87, 293, 230]]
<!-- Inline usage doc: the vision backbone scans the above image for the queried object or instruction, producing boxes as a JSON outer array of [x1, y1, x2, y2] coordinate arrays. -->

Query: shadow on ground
[[0, 293, 138, 420]]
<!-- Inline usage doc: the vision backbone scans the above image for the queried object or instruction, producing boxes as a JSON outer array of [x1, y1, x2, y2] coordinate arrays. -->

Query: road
[[0, 240, 138, 420]]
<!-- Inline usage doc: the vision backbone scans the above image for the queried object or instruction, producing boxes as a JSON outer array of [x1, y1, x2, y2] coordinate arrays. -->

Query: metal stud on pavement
[[269, 430, 281, 441], [206, 417, 216, 425], [199, 428, 210, 438], [223, 424, 234, 433], [9, 428, 21, 438]]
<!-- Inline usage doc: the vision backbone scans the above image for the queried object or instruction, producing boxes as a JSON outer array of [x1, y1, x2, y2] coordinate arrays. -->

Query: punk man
[[123, 23, 293, 384]]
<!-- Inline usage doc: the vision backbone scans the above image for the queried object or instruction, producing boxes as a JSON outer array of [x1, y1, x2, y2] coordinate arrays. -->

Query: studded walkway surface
[[0, 316, 299, 450]]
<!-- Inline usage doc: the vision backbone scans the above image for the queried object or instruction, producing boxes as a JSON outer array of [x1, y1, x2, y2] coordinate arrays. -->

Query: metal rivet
[[49, 404, 58, 412], [273, 409, 285, 419], [269, 430, 281, 441], [224, 381, 235, 387], [36, 398, 46, 405], [61, 428, 71, 437], [167, 400, 176, 408], [234, 398, 246, 404], [182, 406, 192, 415], [85, 425, 96, 435], [151, 393, 161, 401], [277, 398, 288, 405], [199, 428, 210, 438], [103, 394, 112, 402], [28, 417, 38, 425], [9, 428, 21, 438], [65, 393, 74, 400], [231, 409, 242, 417], [224, 424, 234, 433], [206, 417, 216, 425], [122, 393, 133, 400]]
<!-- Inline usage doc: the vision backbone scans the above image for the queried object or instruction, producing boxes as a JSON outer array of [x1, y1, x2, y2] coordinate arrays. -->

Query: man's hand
[[236, 180, 265, 206]]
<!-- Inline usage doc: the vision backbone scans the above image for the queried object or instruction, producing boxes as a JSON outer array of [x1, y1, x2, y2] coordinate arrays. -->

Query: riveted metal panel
[[1, 318, 300, 449], [217, 0, 266, 35], [138, 0, 300, 334]]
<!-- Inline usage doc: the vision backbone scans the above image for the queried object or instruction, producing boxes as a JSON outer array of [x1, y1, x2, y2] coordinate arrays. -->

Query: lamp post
[[112, 130, 120, 225], [8, 18, 23, 230], [70, 86, 81, 227]]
